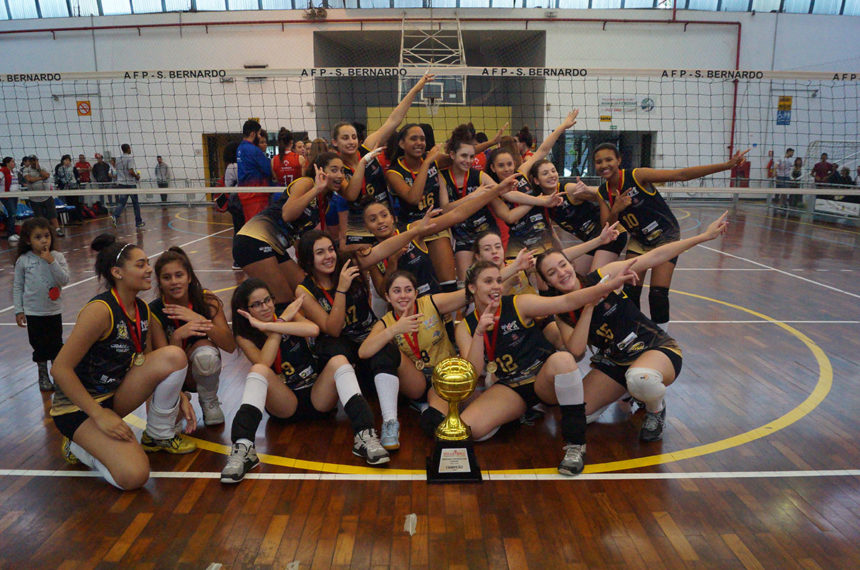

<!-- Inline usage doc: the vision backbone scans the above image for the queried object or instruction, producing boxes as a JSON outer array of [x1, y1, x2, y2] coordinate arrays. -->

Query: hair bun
[[91, 233, 117, 253]]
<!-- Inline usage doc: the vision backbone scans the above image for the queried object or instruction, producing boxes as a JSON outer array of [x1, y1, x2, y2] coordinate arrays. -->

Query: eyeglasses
[[248, 296, 273, 310]]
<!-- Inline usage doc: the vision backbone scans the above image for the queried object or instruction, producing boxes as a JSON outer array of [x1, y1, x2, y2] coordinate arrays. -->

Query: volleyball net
[[0, 66, 858, 211]]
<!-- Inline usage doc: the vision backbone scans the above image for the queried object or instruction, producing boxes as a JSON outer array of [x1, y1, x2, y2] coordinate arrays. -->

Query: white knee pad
[[190, 345, 222, 378], [625, 367, 665, 405]]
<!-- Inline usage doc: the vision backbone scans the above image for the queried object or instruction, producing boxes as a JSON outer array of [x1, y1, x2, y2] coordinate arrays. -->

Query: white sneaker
[[352, 428, 390, 465], [200, 398, 225, 426], [558, 443, 586, 476], [221, 442, 260, 483]]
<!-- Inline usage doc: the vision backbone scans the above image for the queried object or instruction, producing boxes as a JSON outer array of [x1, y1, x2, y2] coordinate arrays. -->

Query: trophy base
[[426, 439, 483, 484]]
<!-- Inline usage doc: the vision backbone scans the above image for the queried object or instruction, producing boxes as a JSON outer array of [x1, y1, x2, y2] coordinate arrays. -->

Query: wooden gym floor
[[0, 203, 858, 568]]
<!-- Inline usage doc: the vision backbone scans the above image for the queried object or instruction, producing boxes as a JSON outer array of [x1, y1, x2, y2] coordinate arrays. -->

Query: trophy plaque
[[426, 357, 483, 483]]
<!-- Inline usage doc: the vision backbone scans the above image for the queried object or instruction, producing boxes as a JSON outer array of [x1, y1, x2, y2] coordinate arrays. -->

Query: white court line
[[2, 319, 859, 327], [0, 469, 857, 481], [0, 227, 233, 315], [697, 244, 860, 300]]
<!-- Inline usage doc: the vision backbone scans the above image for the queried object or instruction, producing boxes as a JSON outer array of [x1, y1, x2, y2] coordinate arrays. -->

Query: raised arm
[[343, 147, 385, 201], [364, 73, 435, 150], [515, 259, 638, 320], [602, 211, 729, 276], [519, 109, 579, 176], [386, 146, 443, 206], [634, 150, 749, 185], [282, 172, 323, 222], [561, 222, 620, 261]]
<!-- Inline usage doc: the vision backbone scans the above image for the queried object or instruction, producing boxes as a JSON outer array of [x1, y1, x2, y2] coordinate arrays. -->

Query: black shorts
[[267, 386, 334, 423], [591, 346, 683, 387], [594, 231, 629, 255], [500, 380, 542, 409], [52, 397, 114, 440], [233, 234, 291, 267]]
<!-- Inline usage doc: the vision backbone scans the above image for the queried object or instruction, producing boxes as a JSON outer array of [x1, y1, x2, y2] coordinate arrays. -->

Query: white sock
[[69, 441, 125, 490], [242, 371, 268, 412], [334, 364, 361, 405], [152, 365, 187, 410], [554, 369, 584, 406], [373, 373, 400, 423]]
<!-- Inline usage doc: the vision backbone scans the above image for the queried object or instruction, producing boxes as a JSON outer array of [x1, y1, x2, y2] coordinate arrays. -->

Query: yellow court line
[[126, 289, 831, 476], [173, 212, 234, 227]]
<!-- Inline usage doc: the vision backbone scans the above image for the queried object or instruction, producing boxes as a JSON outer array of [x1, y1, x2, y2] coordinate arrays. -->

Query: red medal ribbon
[[480, 303, 502, 363], [314, 279, 336, 309], [608, 170, 625, 207], [455, 169, 470, 199], [112, 288, 143, 355], [395, 301, 423, 364]]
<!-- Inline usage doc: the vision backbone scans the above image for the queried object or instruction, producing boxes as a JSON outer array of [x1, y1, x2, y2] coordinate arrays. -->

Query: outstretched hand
[[728, 149, 751, 168], [313, 163, 328, 190], [598, 221, 621, 245], [702, 211, 729, 241], [237, 309, 270, 332], [279, 296, 304, 322], [603, 258, 639, 291], [562, 109, 580, 130], [362, 146, 385, 166]]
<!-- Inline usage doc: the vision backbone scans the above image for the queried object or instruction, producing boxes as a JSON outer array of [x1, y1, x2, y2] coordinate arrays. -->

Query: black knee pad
[[649, 286, 670, 324], [623, 284, 643, 310]]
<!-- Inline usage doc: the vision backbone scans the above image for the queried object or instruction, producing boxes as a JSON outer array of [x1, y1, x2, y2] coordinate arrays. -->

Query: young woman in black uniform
[[150, 247, 236, 427], [595, 142, 748, 327], [423, 259, 637, 475], [485, 110, 580, 259], [535, 212, 729, 451], [335, 74, 435, 247], [530, 159, 628, 275], [439, 125, 556, 282], [384, 126, 456, 290], [293, 209, 442, 464], [233, 152, 342, 309], [49, 235, 196, 490], [362, 175, 520, 300], [221, 280, 338, 483]]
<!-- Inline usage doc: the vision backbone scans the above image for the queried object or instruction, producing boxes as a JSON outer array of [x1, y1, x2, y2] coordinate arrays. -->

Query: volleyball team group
[[18, 74, 749, 489]]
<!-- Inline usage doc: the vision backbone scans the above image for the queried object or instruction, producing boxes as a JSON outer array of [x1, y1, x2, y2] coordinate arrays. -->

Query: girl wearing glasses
[[222, 279, 337, 483]]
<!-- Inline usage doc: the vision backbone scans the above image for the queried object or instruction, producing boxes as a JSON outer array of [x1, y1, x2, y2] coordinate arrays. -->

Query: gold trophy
[[426, 357, 483, 483]]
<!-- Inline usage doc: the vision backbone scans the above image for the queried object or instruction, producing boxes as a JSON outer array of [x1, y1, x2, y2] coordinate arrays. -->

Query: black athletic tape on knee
[[231, 403, 263, 443], [649, 286, 670, 324], [343, 394, 374, 434], [560, 403, 587, 445]]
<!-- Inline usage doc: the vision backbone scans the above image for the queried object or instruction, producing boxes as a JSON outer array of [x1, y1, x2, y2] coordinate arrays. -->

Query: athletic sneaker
[[640, 405, 667, 442], [8, 234, 19, 244], [221, 442, 260, 483], [200, 398, 225, 426], [140, 432, 197, 454], [380, 419, 400, 451], [135, 221, 146, 228], [37, 362, 54, 392], [558, 443, 586, 476], [231, 263, 242, 270], [352, 428, 390, 465], [60, 436, 79, 465], [56, 227, 65, 237], [109, 214, 117, 228]]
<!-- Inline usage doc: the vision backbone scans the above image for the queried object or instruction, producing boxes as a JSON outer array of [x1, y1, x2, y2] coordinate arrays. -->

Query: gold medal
[[486, 361, 498, 375], [133, 353, 145, 367], [415, 359, 426, 371]]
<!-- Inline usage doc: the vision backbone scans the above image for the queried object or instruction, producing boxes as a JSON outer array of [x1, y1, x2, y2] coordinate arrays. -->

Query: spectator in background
[[55, 154, 83, 226], [765, 150, 775, 187], [74, 154, 91, 187], [1, 157, 20, 242], [110, 143, 144, 228], [23, 156, 63, 236], [91, 153, 112, 207], [790, 157, 804, 188], [812, 153, 836, 188], [222, 142, 244, 270], [155, 155, 171, 204], [835, 167, 854, 187], [730, 158, 751, 188], [236, 119, 272, 222], [774, 148, 794, 206]]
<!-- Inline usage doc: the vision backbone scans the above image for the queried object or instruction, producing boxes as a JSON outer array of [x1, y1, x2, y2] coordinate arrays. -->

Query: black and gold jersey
[[598, 169, 680, 247]]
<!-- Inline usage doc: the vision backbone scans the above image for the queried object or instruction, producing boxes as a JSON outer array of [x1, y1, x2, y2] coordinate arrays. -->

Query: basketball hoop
[[427, 96, 440, 117]]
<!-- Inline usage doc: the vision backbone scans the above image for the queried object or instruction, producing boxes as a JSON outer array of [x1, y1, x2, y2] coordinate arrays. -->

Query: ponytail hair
[[91, 233, 139, 289], [277, 127, 294, 158]]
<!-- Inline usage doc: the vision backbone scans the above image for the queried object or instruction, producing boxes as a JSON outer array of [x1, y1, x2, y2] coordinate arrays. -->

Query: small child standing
[[13, 217, 70, 391]]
